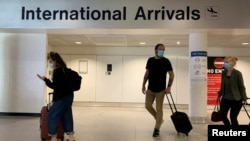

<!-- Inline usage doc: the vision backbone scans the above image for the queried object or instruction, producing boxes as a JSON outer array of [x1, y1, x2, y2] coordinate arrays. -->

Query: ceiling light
[[176, 41, 180, 45], [75, 41, 82, 45], [140, 42, 146, 45], [242, 42, 249, 45]]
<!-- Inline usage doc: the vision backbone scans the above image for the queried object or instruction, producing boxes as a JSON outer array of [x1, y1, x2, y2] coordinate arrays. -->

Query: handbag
[[211, 97, 222, 122]]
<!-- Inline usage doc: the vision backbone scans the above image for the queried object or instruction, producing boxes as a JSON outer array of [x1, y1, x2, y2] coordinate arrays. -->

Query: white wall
[[56, 53, 190, 104], [122, 56, 149, 103], [71, 55, 97, 101], [55, 46, 250, 105], [0, 33, 47, 113], [96, 56, 123, 102], [235, 57, 250, 99], [1, 39, 250, 114], [58, 54, 179, 103]]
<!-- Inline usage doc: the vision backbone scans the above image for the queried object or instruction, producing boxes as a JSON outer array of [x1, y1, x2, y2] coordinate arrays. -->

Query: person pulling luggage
[[142, 43, 174, 137]]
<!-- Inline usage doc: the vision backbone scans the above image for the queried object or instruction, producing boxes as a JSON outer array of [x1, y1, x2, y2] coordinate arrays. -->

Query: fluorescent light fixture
[[75, 41, 82, 44], [242, 42, 249, 45], [139, 42, 146, 45]]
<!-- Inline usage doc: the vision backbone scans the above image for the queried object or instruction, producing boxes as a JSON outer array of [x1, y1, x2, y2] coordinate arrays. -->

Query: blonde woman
[[218, 56, 247, 125]]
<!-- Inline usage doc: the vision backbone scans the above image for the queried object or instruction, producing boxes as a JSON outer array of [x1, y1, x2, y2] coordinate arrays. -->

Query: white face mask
[[49, 63, 55, 69]]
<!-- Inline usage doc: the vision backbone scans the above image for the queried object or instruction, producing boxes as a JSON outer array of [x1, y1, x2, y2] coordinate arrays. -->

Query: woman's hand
[[37, 74, 46, 80], [243, 100, 249, 105]]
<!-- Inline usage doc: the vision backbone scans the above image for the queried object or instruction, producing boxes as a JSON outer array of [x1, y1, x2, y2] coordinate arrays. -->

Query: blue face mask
[[49, 63, 55, 69], [224, 62, 230, 69], [157, 50, 164, 57]]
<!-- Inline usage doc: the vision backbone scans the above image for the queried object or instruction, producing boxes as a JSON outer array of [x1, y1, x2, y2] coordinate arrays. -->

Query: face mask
[[49, 63, 55, 69], [157, 50, 164, 57], [224, 62, 230, 69]]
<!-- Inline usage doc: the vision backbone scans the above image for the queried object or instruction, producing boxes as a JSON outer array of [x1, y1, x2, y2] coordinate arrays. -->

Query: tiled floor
[[0, 104, 249, 141]]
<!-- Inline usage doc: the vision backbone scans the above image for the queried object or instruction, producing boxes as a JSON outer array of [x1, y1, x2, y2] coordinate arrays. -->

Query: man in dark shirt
[[142, 43, 174, 137]]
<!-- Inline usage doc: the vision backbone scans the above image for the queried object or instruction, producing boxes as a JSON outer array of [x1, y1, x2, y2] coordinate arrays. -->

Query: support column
[[0, 33, 47, 113], [189, 32, 208, 123]]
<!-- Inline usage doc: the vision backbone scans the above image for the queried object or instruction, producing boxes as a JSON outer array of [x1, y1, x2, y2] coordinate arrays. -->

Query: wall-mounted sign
[[190, 51, 207, 81], [79, 60, 88, 74], [207, 56, 225, 105], [1, 0, 250, 28]]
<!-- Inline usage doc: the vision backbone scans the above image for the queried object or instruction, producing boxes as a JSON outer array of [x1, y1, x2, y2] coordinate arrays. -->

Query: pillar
[[189, 32, 208, 123]]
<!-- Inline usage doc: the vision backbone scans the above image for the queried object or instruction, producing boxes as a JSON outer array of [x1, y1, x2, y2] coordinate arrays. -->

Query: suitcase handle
[[48, 92, 53, 102], [47, 92, 53, 110], [242, 104, 250, 119], [166, 93, 178, 114]]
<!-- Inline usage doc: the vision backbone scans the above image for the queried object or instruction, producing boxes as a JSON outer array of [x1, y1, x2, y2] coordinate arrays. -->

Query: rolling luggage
[[166, 93, 193, 136], [40, 93, 64, 141]]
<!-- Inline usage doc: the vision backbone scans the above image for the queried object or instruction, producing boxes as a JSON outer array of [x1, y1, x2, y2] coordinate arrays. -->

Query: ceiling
[[2, 28, 250, 48], [47, 29, 250, 48]]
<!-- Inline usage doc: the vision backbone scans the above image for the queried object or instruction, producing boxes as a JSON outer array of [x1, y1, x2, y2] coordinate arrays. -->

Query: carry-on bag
[[40, 93, 64, 141], [166, 93, 193, 136], [211, 97, 222, 122]]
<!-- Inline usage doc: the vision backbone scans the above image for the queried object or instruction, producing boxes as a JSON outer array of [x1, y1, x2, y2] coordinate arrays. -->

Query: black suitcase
[[166, 93, 193, 136]]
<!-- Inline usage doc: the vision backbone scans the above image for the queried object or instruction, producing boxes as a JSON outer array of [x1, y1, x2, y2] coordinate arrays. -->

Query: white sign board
[[1, 0, 250, 28]]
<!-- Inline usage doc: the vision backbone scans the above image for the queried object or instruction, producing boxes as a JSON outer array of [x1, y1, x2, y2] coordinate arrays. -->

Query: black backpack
[[67, 68, 82, 91]]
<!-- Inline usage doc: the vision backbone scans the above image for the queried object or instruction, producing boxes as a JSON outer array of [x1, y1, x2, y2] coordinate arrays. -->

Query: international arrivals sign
[[20, 6, 201, 21], [1, 0, 250, 28]]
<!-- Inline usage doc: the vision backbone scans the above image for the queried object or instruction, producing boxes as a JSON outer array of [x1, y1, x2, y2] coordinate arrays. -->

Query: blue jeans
[[48, 94, 74, 136]]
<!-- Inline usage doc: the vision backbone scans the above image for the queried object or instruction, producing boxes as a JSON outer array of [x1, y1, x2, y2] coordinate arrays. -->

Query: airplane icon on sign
[[207, 7, 217, 14]]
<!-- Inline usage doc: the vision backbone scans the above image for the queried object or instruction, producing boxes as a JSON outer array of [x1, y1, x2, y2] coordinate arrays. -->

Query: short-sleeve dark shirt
[[146, 57, 173, 92]]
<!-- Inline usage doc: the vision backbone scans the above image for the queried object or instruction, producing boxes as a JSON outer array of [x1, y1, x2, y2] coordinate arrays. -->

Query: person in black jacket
[[37, 52, 76, 141], [142, 43, 174, 137], [218, 56, 247, 126]]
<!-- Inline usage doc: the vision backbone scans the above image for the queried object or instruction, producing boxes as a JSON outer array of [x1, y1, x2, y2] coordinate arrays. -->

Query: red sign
[[214, 58, 224, 68], [207, 74, 222, 105], [208, 57, 224, 105]]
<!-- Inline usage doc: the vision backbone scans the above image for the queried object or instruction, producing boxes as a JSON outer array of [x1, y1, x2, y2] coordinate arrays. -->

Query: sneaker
[[152, 128, 159, 137]]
